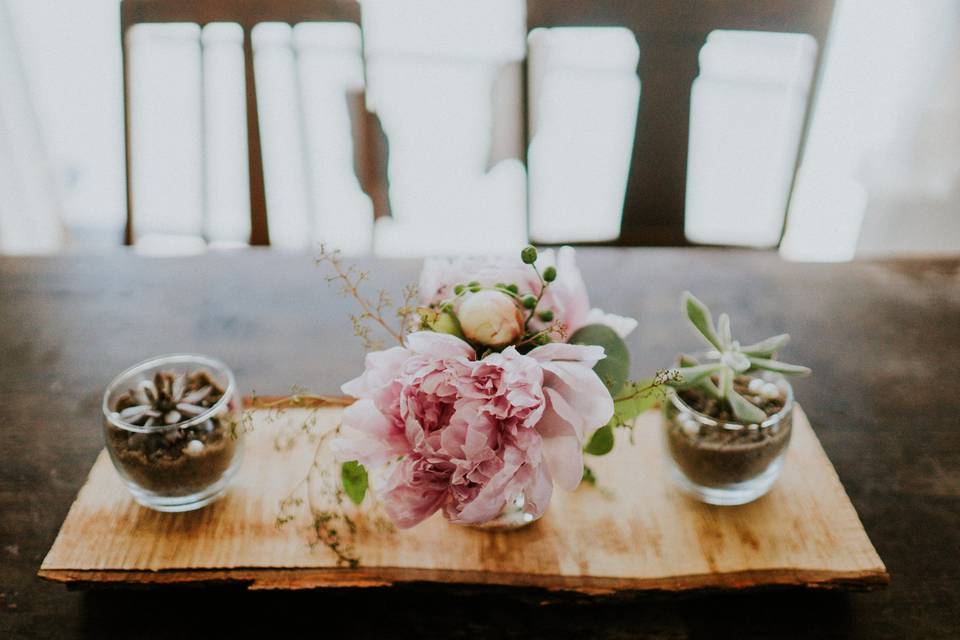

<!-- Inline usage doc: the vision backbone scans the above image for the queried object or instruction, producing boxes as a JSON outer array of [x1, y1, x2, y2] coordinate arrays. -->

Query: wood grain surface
[[3, 250, 959, 639], [40, 400, 886, 593]]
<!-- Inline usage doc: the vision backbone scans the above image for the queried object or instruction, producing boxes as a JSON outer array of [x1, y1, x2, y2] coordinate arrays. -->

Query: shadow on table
[[79, 584, 854, 638]]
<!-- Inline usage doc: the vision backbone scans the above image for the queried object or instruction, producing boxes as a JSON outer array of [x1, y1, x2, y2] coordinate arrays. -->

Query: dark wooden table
[[2, 249, 958, 639]]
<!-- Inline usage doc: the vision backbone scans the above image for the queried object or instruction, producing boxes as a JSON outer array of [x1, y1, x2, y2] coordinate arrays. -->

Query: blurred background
[[1, 0, 958, 260]]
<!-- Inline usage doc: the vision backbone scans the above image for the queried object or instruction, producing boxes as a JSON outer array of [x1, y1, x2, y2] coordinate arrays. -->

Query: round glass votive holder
[[663, 371, 794, 506], [102, 354, 244, 512]]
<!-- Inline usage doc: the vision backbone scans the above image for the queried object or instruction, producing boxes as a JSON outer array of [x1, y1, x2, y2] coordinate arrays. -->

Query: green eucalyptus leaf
[[683, 292, 723, 350], [340, 461, 368, 505], [584, 423, 615, 455], [740, 333, 790, 357], [569, 324, 630, 395], [747, 356, 811, 376]]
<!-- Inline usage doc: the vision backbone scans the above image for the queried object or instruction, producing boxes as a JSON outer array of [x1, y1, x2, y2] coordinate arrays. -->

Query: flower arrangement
[[321, 245, 663, 529]]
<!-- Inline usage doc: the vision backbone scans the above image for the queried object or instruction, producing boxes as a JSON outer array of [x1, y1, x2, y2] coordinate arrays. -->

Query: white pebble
[[760, 382, 781, 400], [680, 417, 700, 437], [748, 378, 765, 393], [185, 440, 205, 456]]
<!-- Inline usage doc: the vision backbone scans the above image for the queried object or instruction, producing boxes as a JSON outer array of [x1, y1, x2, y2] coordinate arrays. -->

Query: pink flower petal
[[536, 387, 587, 491], [331, 399, 410, 467], [404, 331, 475, 360]]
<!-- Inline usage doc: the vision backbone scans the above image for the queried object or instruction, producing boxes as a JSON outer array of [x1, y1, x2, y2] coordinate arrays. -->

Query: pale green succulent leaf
[[669, 362, 722, 388], [721, 350, 751, 372], [718, 313, 732, 349], [678, 353, 700, 367], [698, 376, 723, 399], [683, 292, 723, 350], [747, 356, 811, 376], [728, 388, 768, 424], [740, 333, 791, 357]]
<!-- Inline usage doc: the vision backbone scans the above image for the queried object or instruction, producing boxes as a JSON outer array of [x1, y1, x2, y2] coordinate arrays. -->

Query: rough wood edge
[[37, 565, 889, 594], [243, 395, 354, 409]]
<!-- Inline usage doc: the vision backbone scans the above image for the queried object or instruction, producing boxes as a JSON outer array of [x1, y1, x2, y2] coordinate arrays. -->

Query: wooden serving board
[[40, 398, 887, 594]]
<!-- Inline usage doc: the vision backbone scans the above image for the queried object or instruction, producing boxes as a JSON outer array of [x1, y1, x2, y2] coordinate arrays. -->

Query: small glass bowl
[[102, 354, 244, 512], [663, 371, 794, 506]]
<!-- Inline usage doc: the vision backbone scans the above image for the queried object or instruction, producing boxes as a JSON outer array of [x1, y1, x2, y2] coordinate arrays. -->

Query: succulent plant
[[114, 370, 223, 427], [670, 292, 810, 424]]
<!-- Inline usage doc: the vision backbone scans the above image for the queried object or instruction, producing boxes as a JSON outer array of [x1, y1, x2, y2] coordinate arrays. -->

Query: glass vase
[[663, 371, 793, 505], [102, 354, 244, 512]]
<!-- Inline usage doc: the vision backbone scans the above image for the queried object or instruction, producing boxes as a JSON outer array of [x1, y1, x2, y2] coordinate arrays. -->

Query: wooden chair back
[[120, 0, 375, 246], [525, 0, 835, 246]]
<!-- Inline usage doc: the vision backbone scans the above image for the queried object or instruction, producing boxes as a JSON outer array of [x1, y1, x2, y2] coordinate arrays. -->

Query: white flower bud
[[457, 290, 524, 347]]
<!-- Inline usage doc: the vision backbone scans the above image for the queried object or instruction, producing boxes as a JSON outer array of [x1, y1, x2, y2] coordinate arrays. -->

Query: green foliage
[[569, 324, 630, 395], [684, 292, 724, 350], [613, 379, 662, 423], [584, 424, 615, 455], [582, 465, 597, 486], [340, 461, 368, 505], [673, 292, 810, 423]]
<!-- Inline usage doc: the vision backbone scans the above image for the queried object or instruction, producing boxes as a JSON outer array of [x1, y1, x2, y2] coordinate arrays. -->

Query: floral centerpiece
[[326, 245, 647, 529]]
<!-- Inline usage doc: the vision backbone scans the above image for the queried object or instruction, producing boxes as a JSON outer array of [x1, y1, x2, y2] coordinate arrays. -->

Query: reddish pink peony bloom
[[333, 332, 613, 528]]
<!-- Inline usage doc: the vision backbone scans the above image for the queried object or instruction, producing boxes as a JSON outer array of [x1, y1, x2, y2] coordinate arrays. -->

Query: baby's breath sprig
[[255, 389, 393, 567], [316, 243, 408, 350]]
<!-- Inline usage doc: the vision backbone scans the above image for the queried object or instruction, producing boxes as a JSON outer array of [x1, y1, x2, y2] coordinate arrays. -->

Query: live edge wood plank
[[39, 399, 888, 594]]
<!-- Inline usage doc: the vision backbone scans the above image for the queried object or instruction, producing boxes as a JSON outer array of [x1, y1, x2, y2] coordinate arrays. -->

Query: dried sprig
[[584, 369, 680, 458], [264, 393, 394, 567], [316, 243, 411, 350]]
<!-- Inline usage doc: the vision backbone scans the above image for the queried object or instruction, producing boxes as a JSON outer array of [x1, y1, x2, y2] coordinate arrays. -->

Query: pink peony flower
[[418, 246, 637, 340], [332, 331, 613, 528]]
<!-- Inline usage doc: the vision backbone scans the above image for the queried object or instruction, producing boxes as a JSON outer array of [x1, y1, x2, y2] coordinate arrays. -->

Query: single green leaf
[[613, 379, 661, 423], [740, 333, 790, 357], [569, 324, 630, 395], [678, 353, 701, 367], [341, 461, 368, 505], [582, 465, 597, 486], [719, 368, 766, 423], [697, 377, 723, 399], [584, 423, 615, 455], [718, 313, 732, 349], [747, 356, 811, 376], [683, 292, 723, 350], [721, 350, 751, 372], [728, 388, 768, 424]]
